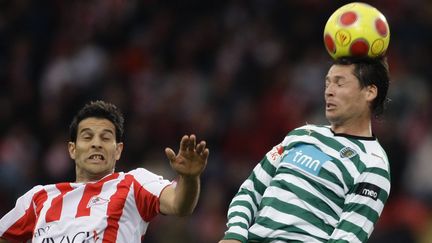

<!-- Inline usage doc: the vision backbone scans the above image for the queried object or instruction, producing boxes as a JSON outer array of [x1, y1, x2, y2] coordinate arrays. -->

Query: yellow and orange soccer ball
[[323, 2, 390, 59]]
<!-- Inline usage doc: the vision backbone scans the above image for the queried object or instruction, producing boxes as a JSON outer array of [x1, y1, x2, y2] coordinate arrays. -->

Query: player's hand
[[165, 134, 209, 178], [219, 240, 242, 243]]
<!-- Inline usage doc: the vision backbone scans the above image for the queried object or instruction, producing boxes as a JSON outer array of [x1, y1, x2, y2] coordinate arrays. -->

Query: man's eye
[[81, 134, 92, 140], [102, 134, 114, 141]]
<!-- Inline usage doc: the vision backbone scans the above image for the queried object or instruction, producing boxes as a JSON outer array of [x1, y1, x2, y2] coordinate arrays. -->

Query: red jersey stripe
[[133, 178, 161, 222], [2, 189, 48, 241], [34, 189, 49, 218], [102, 175, 134, 242], [76, 173, 119, 218], [45, 183, 74, 223]]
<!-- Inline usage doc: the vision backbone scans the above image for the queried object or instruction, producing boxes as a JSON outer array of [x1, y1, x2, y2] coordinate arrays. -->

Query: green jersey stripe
[[277, 168, 345, 209], [260, 157, 277, 178], [230, 196, 256, 217], [259, 197, 335, 235], [227, 221, 249, 230], [224, 232, 248, 242], [335, 219, 369, 242], [319, 167, 346, 190], [269, 179, 340, 221], [252, 216, 327, 242], [344, 202, 379, 224], [248, 231, 324, 243], [363, 167, 390, 181], [249, 172, 267, 196]]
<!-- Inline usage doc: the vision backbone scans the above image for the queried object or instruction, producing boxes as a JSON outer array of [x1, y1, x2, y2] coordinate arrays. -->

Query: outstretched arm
[[159, 134, 209, 216], [220, 142, 286, 243]]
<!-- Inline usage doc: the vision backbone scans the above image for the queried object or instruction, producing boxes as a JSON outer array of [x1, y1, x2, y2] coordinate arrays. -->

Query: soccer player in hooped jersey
[[0, 100, 209, 243], [220, 57, 391, 243]]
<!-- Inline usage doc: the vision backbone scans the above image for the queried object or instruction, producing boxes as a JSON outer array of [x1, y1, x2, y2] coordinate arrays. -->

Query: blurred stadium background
[[1, 0, 431, 242]]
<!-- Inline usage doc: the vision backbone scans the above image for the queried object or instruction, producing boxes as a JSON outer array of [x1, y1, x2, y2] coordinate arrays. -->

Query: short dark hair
[[69, 100, 124, 142], [333, 56, 390, 117]]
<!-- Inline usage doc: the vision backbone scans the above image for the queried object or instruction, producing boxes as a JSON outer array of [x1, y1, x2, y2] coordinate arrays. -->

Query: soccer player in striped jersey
[[0, 100, 209, 243], [220, 57, 391, 243]]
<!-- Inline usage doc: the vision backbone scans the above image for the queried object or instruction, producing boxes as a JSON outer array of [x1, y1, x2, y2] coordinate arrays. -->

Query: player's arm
[[0, 238, 9, 243], [328, 167, 391, 242], [0, 186, 43, 242], [159, 134, 209, 216], [221, 143, 285, 243]]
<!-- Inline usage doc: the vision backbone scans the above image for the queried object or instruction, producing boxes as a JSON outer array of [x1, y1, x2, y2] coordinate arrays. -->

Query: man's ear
[[115, 142, 124, 161], [366, 84, 378, 102], [68, 142, 76, 160]]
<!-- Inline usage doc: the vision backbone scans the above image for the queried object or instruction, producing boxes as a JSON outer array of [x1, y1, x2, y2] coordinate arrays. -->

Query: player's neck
[[331, 118, 372, 137], [75, 171, 114, 183]]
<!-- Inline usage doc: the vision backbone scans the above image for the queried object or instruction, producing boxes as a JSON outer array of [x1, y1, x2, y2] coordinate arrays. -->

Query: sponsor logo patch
[[282, 144, 331, 176], [355, 182, 381, 200]]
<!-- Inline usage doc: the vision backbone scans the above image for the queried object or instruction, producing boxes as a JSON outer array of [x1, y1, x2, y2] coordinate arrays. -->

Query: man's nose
[[325, 83, 335, 97], [91, 137, 103, 148]]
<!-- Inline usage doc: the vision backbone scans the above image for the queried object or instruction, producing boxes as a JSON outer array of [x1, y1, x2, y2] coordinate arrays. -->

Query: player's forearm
[[0, 237, 9, 243], [172, 175, 201, 216]]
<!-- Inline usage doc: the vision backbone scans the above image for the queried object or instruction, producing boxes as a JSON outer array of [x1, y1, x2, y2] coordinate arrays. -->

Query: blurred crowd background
[[1, 0, 431, 242]]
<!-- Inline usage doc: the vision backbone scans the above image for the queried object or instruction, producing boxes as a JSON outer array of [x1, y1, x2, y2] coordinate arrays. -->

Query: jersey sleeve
[[129, 168, 172, 221], [0, 185, 44, 242], [222, 142, 286, 242], [328, 166, 391, 242]]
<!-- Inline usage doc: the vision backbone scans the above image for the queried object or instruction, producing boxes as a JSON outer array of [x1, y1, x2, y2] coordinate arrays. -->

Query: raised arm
[[159, 134, 209, 216], [221, 143, 284, 242]]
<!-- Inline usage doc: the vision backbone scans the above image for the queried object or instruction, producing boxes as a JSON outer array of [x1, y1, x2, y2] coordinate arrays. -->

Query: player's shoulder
[[288, 124, 330, 136], [126, 168, 165, 183], [279, 124, 331, 146], [364, 142, 390, 171], [25, 184, 47, 195], [127, 167, 156, 176], [15, 184, 47, 205]]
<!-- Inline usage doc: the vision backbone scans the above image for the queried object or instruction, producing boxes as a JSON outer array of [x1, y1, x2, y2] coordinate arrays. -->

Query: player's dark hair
[[333, 56, 390, 117], [69, 100, 124, 142]]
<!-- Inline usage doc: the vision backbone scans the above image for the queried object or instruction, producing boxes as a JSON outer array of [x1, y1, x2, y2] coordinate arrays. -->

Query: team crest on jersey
[[87, 196, 110, 208], [339, 147, 357, 159]]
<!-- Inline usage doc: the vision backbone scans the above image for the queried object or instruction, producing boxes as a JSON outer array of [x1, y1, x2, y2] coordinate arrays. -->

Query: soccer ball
[[323, 2, 390, 59]]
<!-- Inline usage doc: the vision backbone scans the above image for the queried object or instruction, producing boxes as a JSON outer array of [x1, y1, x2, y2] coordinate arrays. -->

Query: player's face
[[68, 118, 123, 182], [324, 64, 376, 128]]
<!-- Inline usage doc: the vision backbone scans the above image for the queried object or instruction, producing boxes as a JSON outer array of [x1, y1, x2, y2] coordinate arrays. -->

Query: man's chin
[[325, 113, 342, 125]]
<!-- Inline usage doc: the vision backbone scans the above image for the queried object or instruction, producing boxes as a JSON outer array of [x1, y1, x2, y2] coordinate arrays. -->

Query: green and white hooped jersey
[[223, 124, 390, 243]]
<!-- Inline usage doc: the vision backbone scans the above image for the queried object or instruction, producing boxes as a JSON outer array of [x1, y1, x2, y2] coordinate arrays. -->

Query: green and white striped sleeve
[[328, 165, 391, 242], [222, 143, 285, 242]]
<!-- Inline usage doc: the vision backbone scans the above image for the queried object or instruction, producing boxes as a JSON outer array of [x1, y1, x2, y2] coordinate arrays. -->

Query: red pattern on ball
[[350, 39, 369, 56], [340, 11, 358, 26], [324, 34, 336, 53], [375, 18, 388, 37]]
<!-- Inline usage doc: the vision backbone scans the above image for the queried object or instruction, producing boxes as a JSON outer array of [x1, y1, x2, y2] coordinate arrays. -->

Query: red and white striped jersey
[[0, 168, 172, 243]]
